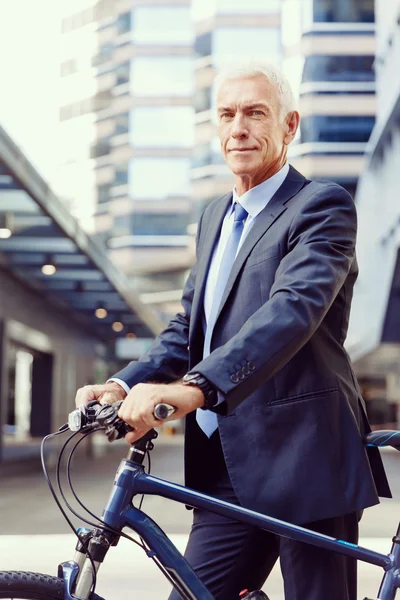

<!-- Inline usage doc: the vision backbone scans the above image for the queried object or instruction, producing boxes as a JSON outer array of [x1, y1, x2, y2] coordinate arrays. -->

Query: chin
[[229, 159, 256, 174]]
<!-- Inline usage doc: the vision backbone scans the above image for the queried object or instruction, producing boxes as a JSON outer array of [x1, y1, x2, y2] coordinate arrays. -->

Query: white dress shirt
[[110, 162, 289, 395], [203, 162, 289, 325]]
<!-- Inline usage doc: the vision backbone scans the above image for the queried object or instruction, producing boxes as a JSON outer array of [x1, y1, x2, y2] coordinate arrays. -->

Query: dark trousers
[[169, 431, 359, 600]]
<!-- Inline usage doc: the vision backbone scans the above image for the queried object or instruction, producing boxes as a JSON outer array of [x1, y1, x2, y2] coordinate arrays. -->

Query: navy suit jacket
[[114, 165, 391, 524]]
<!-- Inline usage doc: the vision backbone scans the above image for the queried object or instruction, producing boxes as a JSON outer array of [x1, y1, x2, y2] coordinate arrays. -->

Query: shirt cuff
[[215, 391, 225, 406], [107, 378, 131, 395]]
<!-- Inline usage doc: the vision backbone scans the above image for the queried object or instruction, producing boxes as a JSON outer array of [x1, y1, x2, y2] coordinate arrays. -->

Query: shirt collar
[[231, 162, 290, 219]]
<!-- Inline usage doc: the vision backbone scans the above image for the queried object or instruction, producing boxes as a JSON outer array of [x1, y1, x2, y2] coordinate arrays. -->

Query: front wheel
[[0, 572, 105, 599]]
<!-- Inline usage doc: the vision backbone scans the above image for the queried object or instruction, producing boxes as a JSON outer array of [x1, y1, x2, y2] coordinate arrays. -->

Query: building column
[[0, 319, 5, 462]]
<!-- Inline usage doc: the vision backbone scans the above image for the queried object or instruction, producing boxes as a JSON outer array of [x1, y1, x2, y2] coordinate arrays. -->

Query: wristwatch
[[182, 372, 218, 410]]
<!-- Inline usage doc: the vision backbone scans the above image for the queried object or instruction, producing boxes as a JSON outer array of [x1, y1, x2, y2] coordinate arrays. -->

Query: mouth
[[229, 148, 256, 153]]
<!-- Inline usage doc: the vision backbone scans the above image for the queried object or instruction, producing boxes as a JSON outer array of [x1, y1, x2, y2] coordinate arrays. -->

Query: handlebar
[[67, 401, 176, 443]]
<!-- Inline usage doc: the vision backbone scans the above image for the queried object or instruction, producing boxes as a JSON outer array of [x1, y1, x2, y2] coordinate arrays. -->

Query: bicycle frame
[[63, 457, 400, 600]]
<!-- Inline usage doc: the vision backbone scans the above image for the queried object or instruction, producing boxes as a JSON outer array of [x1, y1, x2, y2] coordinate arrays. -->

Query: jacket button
[[238, 371, 245, 380], [230, 374, 239, 383], [242, 366, 249, 375], [248, 361, 255, 371]]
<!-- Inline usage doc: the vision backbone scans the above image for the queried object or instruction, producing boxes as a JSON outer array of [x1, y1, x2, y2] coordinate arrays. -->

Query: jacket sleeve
[[192, 184, 357, 414], [111, 214, 203, 388]]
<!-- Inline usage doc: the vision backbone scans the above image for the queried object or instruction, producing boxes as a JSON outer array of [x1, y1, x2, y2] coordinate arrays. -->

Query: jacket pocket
[[245, 243, 281, 268], [267, 387, 339, 407]]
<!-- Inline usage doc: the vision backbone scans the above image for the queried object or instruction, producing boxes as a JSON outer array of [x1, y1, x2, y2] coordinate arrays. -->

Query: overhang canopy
[[0, 125, 164, 342]]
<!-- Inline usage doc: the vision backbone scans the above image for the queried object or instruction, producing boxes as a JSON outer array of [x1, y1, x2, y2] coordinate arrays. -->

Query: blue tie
[[196, 201, 248, 436]]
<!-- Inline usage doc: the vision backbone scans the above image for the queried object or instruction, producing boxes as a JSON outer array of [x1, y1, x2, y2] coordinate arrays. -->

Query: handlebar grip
[[154, 403, 176, 420]]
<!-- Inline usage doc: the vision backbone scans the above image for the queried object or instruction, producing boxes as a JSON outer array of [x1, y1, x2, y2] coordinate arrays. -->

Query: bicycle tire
[[0, 571, 105, 599]]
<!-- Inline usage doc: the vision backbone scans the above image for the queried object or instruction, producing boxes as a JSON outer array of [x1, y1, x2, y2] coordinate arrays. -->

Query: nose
[[231, 113, 249, 139]]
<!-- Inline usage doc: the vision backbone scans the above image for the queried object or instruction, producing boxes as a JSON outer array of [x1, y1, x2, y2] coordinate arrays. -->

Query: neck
[[235, 156, 286, 196]]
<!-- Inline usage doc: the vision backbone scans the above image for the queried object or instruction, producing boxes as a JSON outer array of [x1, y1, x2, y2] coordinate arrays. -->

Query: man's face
[[217, 74, 294, 187]]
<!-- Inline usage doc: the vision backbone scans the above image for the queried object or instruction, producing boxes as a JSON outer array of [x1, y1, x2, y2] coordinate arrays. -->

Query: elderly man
[[76, 62, 390, 599]]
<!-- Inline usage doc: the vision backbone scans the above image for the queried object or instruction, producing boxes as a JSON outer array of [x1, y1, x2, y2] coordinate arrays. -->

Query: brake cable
[[41, 429, 99, 597], [63, 428, 148, 550]]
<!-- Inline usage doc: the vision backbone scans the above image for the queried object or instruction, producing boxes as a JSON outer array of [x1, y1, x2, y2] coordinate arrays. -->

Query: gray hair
[[214, 60, 297, 122]]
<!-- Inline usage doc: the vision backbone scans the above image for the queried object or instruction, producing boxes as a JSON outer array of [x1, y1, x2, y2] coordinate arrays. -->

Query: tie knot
[[233, 202, 248, 223]]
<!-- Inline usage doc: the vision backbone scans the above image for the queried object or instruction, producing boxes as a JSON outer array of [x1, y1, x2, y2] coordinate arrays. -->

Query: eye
[[220, 112, 234, 120], [250, 110, 263, 116]]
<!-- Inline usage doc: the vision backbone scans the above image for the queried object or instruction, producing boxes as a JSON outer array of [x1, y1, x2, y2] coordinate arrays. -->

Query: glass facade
[[133, 7, 192, 45], [313, 0, 374, 23], [134, 213, 189, 236], [213, 28, 281, 68], [300, 115, 375, 143], [195, 32, 212, 59], [130, 107, 194, 147], [116, 11, 131, 35], [302, 55, 374, 83], [116, 62, 130, 86], [115, 112, 129, 135], [194, 87, 212, 113], [128, 158, 191, 198], [131, 57, 193, 96], [113, 213, 188, 236], [217, 0, 281, 12]]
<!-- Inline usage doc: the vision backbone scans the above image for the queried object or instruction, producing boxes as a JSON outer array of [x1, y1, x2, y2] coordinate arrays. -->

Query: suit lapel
[[214, 165, 307, 325], [190, 192, 233, 332]]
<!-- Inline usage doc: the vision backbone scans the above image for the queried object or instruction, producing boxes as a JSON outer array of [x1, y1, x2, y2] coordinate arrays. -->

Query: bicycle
[[0, 401, 399, 600]]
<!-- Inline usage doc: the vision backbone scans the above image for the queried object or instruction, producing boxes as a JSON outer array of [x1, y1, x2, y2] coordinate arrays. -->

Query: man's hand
[[75, 382, 127, 408], [118, 382, 205, 444]]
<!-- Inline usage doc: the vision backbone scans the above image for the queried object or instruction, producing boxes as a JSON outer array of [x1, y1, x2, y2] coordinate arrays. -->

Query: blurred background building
[[347, 0, 400, 428], [191, 0, 281, 218], [282, 0, 376, 199], [2, 0, 400, 460], [58, 0, 195, 324]]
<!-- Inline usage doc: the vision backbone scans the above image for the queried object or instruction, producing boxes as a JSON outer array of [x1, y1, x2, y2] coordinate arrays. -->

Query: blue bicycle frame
[[62, 456, 400, 600]]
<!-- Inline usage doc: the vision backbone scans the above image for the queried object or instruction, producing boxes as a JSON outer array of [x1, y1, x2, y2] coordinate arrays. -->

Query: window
[[194, 87, 212, 113], [213, 28, 281, 68], [92, 42, 113, 67], [313, 0, 374, 23], [133, 7, 193, 45], [97, 184, 111, 204], [112, 213, 189, 236], [130, 107, 194, 147], [302, 55, 374, 83], [115, 167, 128, 186], [128, 158, 191, 198], [300, 116, 375, 143], [116, 62, 130, 86], [133, 213, 189, 236], [90, 138, 111, 159], [115, 112, 129, 135], [195, 33, 212, 59], [131, 57, 193, 96], [60, 98, 92, 121], [217, 0, 281, 13], [117, 11, 132, 35]]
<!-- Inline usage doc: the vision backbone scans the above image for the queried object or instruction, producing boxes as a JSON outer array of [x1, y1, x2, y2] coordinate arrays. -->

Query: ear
[[283, 111, 300, 145]]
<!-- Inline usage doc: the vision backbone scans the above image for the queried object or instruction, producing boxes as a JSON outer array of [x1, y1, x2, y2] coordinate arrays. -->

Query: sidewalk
[[0, 533, 389, 599]]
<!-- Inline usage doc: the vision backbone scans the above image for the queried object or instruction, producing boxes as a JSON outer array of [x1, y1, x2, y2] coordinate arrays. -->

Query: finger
[[100, 391, 123, 405], [125, 429, 145, 444], [75, 386, 96, 407]]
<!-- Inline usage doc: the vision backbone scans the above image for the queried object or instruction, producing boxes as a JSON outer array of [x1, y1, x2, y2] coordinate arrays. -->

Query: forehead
[[216, 74, 279, 110]]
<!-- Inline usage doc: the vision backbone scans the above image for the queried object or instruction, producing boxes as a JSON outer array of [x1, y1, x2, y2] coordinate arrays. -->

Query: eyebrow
[[217, 103, 271, 113]]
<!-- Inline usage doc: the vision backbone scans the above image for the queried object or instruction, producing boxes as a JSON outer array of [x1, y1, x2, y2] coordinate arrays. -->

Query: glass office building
[[58, 0, 194, 321], [346, 0, 400, 421], [282, 0, 376, 198], [191, 0, 282, 218]]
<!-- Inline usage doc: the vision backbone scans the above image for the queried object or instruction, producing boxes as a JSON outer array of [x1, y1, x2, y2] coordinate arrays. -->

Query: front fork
[[57, 452, 142, 600], [59, 526, 119, 599]]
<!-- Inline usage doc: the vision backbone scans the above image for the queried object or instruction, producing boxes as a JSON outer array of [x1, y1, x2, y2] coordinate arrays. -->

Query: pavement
[[0, 433, 400, 599]]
